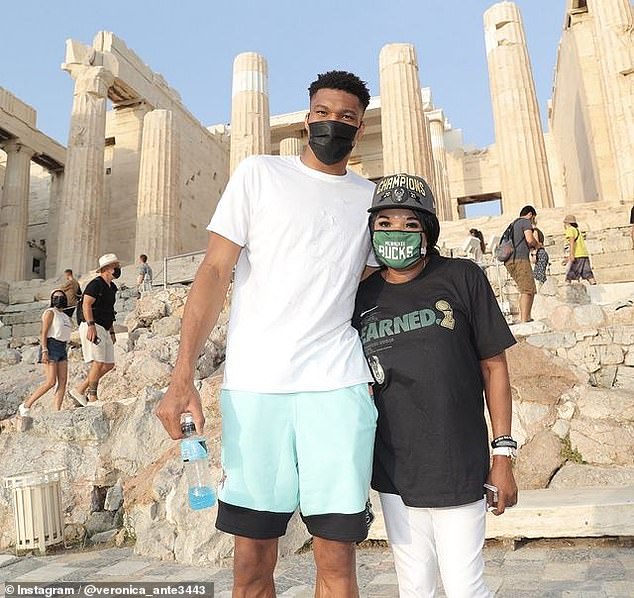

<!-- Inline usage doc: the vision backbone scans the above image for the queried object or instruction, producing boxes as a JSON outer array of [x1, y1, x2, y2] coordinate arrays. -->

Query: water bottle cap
[[180, 412, 196, 435]]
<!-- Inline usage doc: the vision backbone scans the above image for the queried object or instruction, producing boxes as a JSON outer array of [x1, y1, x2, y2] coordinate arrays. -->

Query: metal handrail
[[163, 250, 205, 289]]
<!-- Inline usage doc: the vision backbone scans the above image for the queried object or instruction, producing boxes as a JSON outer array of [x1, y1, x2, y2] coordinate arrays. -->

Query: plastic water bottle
[[180, 413, 216, 510]]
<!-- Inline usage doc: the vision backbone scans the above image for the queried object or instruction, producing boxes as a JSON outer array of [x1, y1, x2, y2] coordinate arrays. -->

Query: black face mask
[[51, 295, 67, 309], [308, 120, 359, 166], [112, 267, 122, 279]]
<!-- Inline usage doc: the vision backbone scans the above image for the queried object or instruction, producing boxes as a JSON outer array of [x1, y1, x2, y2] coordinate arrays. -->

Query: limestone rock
[[90, 529, 118, 544], [506, 342, 577, 405], [151, 315, 181, 337], [514, 430, 564, 489], [0, 348, 21, 366], [549, 305, 575, 330], [85, 511, 116, 535], [135, 295, 168, 326], [575, 387, 634, 420], [124, 312, 143, 334], [549, 463, 634, 489], [574, 304, 606, 328], [30, 407, 109, 442], [551, 419, 570, 439], [104, 480, 124, 511], [569, 419, 634, 465]]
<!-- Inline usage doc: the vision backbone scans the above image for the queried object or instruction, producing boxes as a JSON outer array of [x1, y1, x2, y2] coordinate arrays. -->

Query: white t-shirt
[[44, 308, 72, 342], [207, 155, 377, 393]]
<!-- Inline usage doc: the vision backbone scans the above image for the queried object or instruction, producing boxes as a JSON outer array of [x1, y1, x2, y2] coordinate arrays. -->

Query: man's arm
[[481, 351, 518, 515], [156, 232, 241, 439], [82, 294, 99, 343], [523, 229, 537, 249]]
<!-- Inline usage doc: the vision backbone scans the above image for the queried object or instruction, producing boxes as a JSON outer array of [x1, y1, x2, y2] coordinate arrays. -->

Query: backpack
[[495, 219, 520, 262]]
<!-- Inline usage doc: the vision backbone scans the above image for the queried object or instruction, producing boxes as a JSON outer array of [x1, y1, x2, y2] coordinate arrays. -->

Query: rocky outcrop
[[2, 282, 634, 561]]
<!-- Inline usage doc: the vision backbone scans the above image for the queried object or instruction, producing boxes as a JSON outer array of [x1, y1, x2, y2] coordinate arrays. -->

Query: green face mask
[[372, 231, 426, 270]]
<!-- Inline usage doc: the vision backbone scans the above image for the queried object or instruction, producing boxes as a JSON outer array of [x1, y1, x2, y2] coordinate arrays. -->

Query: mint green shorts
[[218, 384, 377, 517]]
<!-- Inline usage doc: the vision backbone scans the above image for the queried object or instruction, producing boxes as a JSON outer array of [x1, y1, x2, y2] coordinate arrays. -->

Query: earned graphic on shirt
[[360, 299, 455, 345]]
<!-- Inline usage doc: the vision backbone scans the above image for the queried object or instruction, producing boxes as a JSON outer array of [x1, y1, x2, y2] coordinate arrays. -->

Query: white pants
[[380, 493, 491, 598]]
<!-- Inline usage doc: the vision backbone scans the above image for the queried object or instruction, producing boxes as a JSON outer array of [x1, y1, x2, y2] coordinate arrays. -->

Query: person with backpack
[[503, 205, 539, 323], [69, 253, 120, 406], [563, 215, 597, 284]]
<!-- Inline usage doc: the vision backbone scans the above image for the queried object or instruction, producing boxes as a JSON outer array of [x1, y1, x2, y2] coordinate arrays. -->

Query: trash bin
[[3, 468, 65, 555]]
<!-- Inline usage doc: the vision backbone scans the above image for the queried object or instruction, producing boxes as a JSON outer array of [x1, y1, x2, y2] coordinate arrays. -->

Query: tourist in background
[[70, 253, 120, 406], [504, 205, 538, 322], [532, 226, 549, 285], [354, 173, 517, 598], [630, 205, 634, 250], [136, 254, 153, 294], [563, 215, 596, 285], [463, 228, 486, 265], [59, 268, 81, 319], [18, 290, 72, 416]]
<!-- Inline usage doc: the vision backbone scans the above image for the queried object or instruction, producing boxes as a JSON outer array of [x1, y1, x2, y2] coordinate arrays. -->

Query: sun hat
[[96, 253, 120, 272]]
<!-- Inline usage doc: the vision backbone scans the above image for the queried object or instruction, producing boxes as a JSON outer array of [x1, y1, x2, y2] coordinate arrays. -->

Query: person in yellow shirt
[[564, 215, 596, 284]]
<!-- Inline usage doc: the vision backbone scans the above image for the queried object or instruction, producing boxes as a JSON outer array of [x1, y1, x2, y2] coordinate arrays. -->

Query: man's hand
[[485, 457, 518, 515], [156, 378, 205, 439], [86, 324, 98, 343]]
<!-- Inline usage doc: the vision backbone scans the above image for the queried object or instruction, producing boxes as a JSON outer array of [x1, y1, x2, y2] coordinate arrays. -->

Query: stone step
[[368, 486, 634, 541]]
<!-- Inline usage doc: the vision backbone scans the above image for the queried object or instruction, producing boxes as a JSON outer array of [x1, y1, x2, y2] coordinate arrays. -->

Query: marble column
[[135, 109, 180, 260], [484, 2, 553, 215], [587, 0, 634, 203], [230, 52, 270, 173], [57, 65, 114, 275], [379, 43, 435, 187], [46, 170, 65, 277], [0, 140, 35, 281], [427, 110, 453, 221], [279, 136, 302, 156]]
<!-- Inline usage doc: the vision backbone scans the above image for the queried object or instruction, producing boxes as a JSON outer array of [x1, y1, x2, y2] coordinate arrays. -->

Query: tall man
[[70, 254, 120, 406], [505, 205, 538, 323], [157, 71, 377, 597]]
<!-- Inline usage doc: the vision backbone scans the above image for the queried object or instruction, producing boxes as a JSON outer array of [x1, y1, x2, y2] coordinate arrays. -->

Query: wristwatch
[[86, 320, 96, 326]]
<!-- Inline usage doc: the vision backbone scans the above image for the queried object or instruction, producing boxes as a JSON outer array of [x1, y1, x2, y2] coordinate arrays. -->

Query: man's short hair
[[308, 71, 371, 111], [139, 254, 148, 262], [520, 205, 537, 217], [64, 269, 73, 276]]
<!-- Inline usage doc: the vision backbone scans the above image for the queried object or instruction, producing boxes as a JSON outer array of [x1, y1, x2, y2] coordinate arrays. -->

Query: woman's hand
[[41, 350, 49, 364]]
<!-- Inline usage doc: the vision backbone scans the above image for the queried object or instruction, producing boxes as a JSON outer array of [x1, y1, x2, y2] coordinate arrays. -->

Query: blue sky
[[2, 0, 564, 152]]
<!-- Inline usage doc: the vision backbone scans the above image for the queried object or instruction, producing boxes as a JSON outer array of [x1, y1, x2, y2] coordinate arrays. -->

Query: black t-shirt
[[83, 276, 117, 330], [352, 256, 516, 508]]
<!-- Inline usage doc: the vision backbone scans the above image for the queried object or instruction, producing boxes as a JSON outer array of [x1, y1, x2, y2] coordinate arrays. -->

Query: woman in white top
[[19, 290, 73, 416]]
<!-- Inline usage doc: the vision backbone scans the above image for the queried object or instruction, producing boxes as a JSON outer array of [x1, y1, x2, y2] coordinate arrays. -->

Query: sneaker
[[18, 403, 30, 417], [69, 388, 87, 407]]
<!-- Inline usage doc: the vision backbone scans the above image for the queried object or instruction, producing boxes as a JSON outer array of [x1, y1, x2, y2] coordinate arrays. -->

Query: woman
[[563, 214, 596, 284], [463, 228, 486, 265], [532, 226, 549, 285], [18, 289, 72, 416], [353, 173, 518, 598]]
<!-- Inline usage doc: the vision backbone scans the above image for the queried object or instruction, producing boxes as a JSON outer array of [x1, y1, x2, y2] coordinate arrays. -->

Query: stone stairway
[[368, 486, 634, 541]]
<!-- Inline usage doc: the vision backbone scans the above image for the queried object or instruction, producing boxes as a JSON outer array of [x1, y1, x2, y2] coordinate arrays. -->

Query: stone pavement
[[0, 538, 632, 597]]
